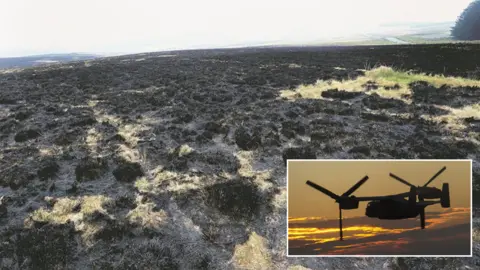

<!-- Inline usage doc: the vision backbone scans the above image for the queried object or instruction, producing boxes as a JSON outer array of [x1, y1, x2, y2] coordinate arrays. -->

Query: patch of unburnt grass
[[126, 202, 168, 233], [31, 197, 81, 224], [280, 66, 480, 102], [427, 104, 480, 131], [232, 232, 273, 270], [29, 194, 125, 244]]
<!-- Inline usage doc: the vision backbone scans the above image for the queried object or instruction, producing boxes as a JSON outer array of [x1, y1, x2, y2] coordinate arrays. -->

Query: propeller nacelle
[[306, 175, 369, 241], [337, 197, 359, 210], [389, 166, 447, 200]]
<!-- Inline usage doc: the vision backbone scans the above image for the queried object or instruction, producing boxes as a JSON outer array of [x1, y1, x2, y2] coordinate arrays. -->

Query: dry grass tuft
[[366, 66, 480, 87], [280, 66, 480, 102], [280, 66, 480, 132], [38, 147, 57, 157], [127, 202, 168, 230], [271, 188, 287, 212], [135, 169, 183, 194], [288, 63, 302, 69], [426, 104, 480, 130], [81, 195, 113, 215], [236, 151, 255, 178], [86, 127, 103, 153], [178, 144, 194, 157], [288, 266, 312, 270], [232, 232, 273, 270], [29, 195, 114, 245], [135, 177, 152, 193], [473, 226, 480, 242], [236, 151, 274, 191], [31, 197, 81, 224]]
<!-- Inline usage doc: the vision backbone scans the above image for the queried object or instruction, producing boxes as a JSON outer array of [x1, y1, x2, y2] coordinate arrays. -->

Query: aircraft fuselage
[[365, 199, 419, 220], [418, 187, 442, 199]]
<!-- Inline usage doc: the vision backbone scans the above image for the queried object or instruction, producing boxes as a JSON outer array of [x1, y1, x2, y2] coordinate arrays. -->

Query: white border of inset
[[286, 159, 473, 257]]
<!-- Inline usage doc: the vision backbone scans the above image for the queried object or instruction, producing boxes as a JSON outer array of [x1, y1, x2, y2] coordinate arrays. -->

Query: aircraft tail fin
[[441, 183, 450, 208]]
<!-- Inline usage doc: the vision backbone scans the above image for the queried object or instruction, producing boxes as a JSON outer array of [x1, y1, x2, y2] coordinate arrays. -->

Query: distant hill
[[0, 53, 102, 69], [293, 21, 458, 46], [0, 21, 460, 68]]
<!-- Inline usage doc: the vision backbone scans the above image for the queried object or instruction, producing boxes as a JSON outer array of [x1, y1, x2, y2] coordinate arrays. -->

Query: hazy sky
[[1, 0, 474, 57], [287, 160, 471, 255]]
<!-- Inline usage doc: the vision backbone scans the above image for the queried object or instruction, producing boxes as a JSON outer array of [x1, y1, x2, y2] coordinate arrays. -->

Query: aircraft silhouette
[[305, 167, 450, 241]]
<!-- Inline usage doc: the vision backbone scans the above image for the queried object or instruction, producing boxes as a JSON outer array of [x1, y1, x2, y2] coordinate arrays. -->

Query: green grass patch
[[281, 66, 480, 101], [366, 66, 480, 87]]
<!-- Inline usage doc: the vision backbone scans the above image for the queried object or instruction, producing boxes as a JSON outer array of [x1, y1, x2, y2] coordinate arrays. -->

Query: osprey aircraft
[[305, 168, 450, 241]]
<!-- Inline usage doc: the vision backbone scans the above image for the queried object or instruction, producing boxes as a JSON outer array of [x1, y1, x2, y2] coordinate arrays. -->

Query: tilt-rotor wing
[[390, 191, 415, 198], [416, 200, 441, 207], [354, 195, 394, 201], [354, 191, 412, 201]]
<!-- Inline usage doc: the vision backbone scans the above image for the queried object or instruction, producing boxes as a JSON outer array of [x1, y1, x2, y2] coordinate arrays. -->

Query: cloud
[[288, 207, 471, 255], [288, 216, 327, 223], [289, 223, 470, 255]]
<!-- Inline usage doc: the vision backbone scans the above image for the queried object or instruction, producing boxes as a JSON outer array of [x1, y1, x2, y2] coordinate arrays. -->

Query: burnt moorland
[[0, 44, 479, 269]]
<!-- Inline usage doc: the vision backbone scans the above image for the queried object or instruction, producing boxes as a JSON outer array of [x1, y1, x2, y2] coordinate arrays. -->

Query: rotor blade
[[342, 176, 369, 197], [423, 166, 447, 187], [306, 181, 340, 200], [389, 173, 416, 188]]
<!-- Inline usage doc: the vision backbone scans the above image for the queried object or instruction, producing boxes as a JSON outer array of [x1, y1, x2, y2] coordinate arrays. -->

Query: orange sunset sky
[[287, 160, 471, 256]]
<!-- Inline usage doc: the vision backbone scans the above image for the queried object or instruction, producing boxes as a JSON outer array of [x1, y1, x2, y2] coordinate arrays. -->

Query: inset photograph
[[287, 160, 472, 256]]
